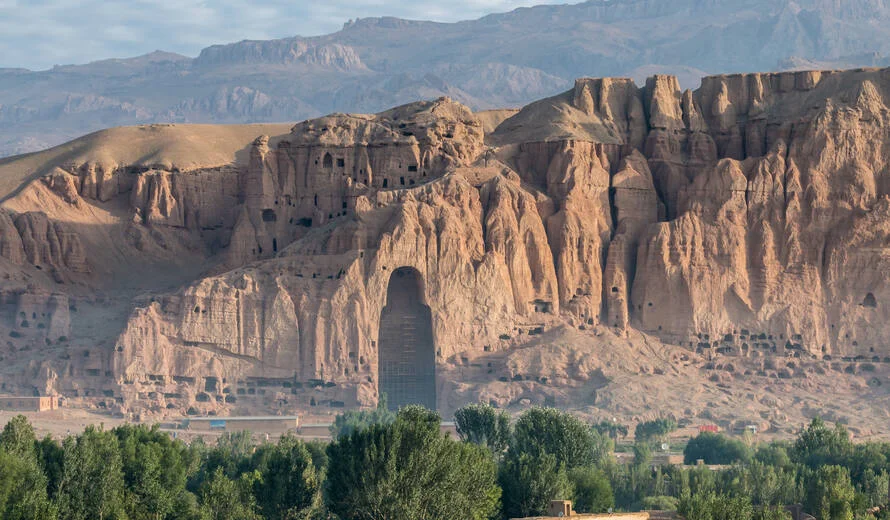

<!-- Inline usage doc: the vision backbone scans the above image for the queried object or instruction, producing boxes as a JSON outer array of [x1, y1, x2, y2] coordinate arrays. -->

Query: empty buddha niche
[[377, 267, 436, 410]]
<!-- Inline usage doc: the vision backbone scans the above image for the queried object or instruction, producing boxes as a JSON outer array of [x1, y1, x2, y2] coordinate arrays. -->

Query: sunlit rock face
[[3, 69, 890, 418]]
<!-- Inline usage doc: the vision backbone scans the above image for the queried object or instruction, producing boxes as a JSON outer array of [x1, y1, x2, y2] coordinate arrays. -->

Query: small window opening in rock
[[382, 178, 388, 188], [272, 239, 278, 252], [337, 158, 345, 168], [342, 200, 348, 209], [400, 176, 405, 185], [408, 165, 418, 172], [863, 293, 878, 308], [194, 306, 200, 313], [262, 209, 277, 222], [258, 246, 263, 254], [611, 286, 618, 293], [323, 153, 333, 169], [648, 302, 653, 307]]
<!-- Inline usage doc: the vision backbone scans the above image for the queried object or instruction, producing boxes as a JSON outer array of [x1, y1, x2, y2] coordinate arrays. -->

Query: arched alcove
[[322, 153, 333, 169], [377, 267, 436, 410]]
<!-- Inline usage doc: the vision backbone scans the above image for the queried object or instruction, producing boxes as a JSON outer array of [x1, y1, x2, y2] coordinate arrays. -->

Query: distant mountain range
[[2, 0, 890, 158]]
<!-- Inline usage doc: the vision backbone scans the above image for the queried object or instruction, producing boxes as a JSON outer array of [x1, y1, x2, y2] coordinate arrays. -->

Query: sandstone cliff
[[1, 68, 890, 432]]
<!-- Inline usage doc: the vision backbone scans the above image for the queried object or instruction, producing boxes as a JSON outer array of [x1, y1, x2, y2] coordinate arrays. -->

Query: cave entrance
[[377, 267, 436, 410]]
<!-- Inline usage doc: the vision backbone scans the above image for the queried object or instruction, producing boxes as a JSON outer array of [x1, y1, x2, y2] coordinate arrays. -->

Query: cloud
[[0, 0, 566, 70]]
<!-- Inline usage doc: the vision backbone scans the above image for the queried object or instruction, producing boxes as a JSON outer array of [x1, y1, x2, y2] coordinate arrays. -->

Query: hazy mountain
[[2, 0, 890, 157]]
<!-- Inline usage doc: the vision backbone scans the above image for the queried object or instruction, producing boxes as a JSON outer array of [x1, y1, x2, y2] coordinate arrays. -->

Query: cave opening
[[377, 267, 436, 410], [863, 292, 878, 308]]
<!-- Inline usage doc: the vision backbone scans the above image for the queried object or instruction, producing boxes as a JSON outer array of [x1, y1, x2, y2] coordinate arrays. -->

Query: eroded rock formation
[[1, 68, 890, 423]]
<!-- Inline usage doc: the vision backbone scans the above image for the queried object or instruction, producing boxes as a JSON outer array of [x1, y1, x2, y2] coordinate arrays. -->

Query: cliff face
[[2, 68, 890, 422]]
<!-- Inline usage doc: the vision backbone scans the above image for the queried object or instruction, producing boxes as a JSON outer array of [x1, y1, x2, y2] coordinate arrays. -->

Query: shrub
[[684, 432, 752, 465]]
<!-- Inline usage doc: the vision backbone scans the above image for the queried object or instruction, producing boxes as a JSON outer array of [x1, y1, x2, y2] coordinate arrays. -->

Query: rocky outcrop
[[0, 209, 89, 276], [2, 68, 890, 418]]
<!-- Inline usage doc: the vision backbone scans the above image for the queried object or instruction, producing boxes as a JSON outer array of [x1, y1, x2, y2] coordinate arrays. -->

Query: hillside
[[1, 67, 890, 436]]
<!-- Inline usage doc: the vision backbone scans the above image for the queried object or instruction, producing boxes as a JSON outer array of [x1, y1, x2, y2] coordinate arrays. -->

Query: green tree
[[193, 430, 255, 490], [743, 461, 802, 507], [568, 466, 614, 513], [684, 432, 752, 465], [325, 405, 500, 520], [803, 465, 857, 520], [198, 467, 260, 520], [329, 395, 396, 440], [633, 441, 652, 468], [634, 418, 677, 445], [592, 420, 629, 441], [679, 491, 753, 520], [641, 495, 679, 510], [303, 440, 329, 476], [858, 468, 890, 509], [500, 452, 572, 518], [0, 415, 37, 459], [0, 449, 56, 520], [754, 442, 793, 469], [36, 435, 64, 500], [454, 403, 511, 455], [791, 418, 853, 469], [513, 407, 606, 469], [57, 425, 127, 520], [849, 442, 890, 485], [114, 423, 197, 520], [251, 435, 320, 520]]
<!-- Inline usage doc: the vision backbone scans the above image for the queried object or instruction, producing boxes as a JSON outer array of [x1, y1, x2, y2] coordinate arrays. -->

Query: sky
[[0, 0, 568, 70]]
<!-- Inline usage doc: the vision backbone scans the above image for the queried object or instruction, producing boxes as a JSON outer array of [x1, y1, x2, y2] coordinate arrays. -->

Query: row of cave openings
[[315, 152, 427, 189], [143, 282, 885, 412]]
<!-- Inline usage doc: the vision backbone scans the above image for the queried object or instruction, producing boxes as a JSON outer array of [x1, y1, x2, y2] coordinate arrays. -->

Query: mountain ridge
[[2, 0, 890, 158]]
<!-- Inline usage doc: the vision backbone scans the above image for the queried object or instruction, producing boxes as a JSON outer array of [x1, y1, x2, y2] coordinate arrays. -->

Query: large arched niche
[[377, 267, 436, 410]]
